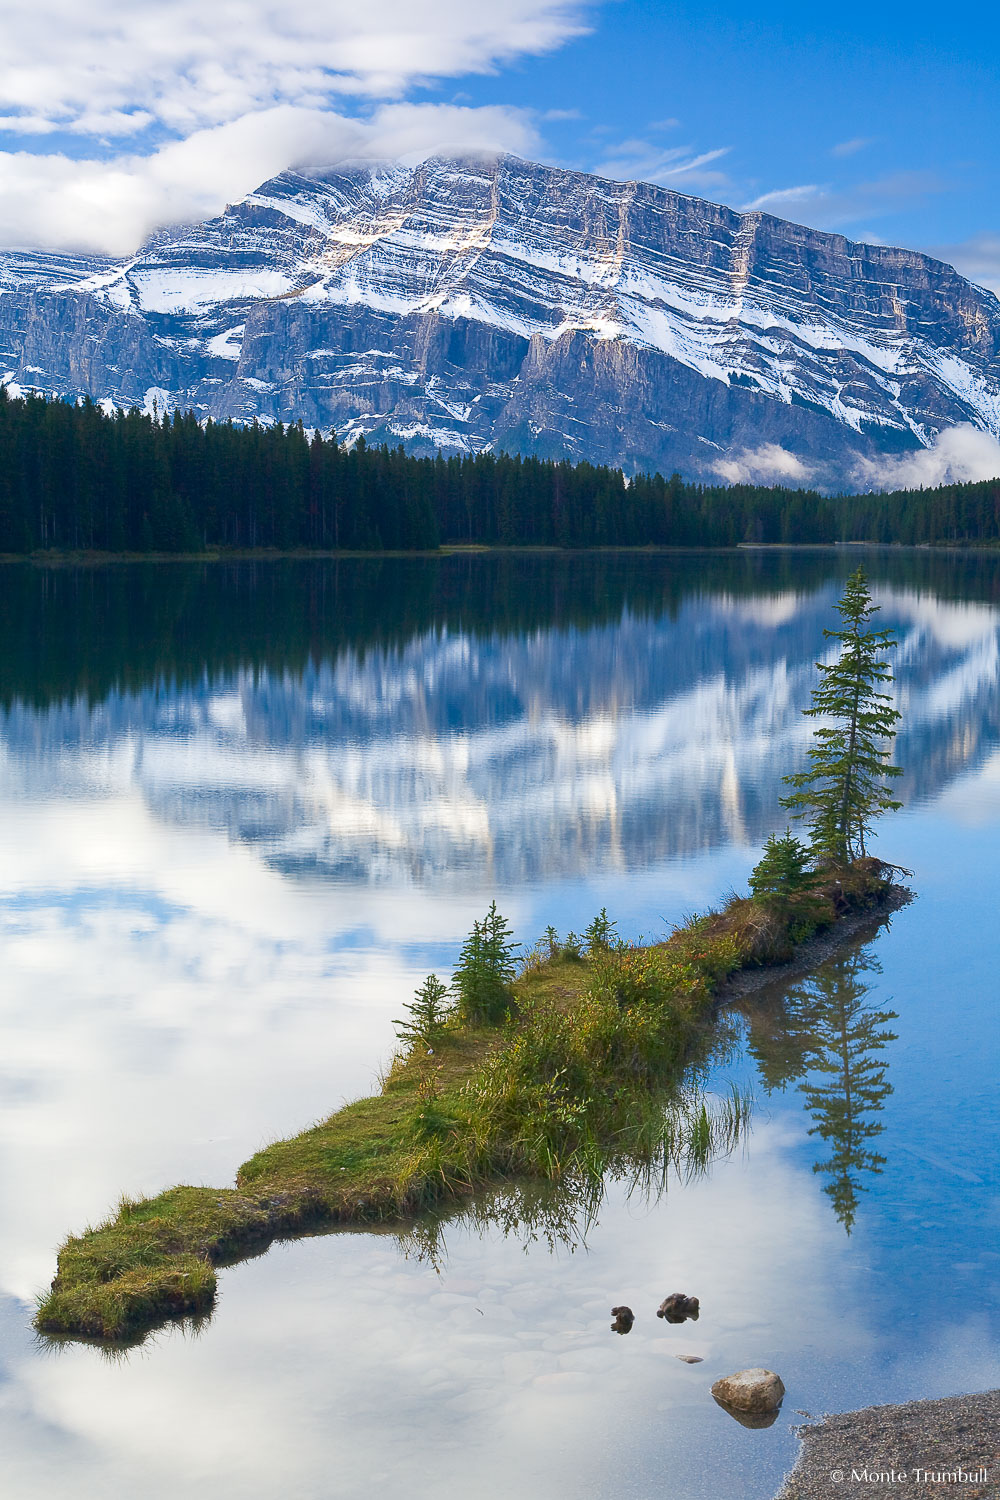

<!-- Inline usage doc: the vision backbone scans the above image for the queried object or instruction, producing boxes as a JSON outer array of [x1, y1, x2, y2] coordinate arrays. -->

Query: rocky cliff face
[[2, 154, 999, 484]]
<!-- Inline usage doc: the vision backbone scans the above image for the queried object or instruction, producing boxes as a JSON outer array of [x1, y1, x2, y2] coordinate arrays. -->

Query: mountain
[[1, 153, 999, 485]]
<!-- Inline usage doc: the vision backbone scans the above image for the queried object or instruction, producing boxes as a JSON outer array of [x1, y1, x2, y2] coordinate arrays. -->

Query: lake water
[[0, 551, 998, 1500]]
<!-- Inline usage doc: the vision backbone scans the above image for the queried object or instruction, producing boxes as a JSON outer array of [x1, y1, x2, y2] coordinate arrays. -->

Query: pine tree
[[749, 829, 819, 904], [392, 973, 452, 1049], [781, 567, 902, 862], [453, 902, 517, 1025], [583, 907, 618, 952]]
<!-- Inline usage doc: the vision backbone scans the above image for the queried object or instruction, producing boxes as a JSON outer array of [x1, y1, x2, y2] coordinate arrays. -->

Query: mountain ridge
[[2, 152, 999, 485]]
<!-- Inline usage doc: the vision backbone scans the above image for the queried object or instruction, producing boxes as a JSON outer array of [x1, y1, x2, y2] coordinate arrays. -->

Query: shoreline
[[776, 1390, 999, 1499], [0, 543, 770, 567], [1, 541, 996, 567], [714, 883, 912, 1008]]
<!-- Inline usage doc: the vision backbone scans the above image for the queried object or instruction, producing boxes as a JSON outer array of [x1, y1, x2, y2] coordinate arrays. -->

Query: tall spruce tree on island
[[782, 566, 902, 863]]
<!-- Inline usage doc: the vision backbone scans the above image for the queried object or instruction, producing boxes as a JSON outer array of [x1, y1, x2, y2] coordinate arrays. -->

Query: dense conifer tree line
[[2, 387, 999, 552]]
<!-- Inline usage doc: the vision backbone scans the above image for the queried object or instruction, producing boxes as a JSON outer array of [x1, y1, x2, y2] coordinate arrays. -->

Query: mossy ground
[[35, 861, 894, 1345]]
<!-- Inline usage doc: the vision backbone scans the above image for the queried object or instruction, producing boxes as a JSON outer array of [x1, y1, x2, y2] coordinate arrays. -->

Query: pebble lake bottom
[[777, 1390, 1000, 1498], [0, 548, 997, 1499]]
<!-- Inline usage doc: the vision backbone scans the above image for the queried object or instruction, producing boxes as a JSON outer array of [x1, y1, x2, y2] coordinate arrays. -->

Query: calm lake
[[1, 550, 998, 1500]]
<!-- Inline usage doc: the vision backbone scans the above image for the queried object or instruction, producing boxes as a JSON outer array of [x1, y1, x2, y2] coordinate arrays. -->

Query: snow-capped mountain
[[2, 153, 999, 484]]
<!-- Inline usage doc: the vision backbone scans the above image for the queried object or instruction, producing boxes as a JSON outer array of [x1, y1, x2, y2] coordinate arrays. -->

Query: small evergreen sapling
[[583, 907, 618, 953], [750, 828, 825, 940], [749, 829, 818, 904], [561, 931, 584, 961], [453, 901, 518, 1024], [393, 973, 452, 1049]]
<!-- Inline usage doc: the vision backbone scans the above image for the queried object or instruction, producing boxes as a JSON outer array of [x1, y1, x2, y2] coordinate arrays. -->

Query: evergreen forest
[[2, 387, 1000, 553]]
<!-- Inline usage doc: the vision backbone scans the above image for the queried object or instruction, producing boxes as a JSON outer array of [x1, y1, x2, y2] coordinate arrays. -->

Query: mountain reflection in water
[[1, 551, 998, 886]]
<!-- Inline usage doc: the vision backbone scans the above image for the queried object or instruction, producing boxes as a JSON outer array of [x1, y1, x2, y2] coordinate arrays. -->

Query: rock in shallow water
[[657, 1293, 700, 1323], [610, 1305, 634, 1334], [711, 1369, 785, 1414]]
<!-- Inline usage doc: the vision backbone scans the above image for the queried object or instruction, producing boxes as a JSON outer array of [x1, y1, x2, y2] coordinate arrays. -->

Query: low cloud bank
[[711, 443, 814, 486], [712, 424, 1000, 493], [853, 423, 1000, 491]]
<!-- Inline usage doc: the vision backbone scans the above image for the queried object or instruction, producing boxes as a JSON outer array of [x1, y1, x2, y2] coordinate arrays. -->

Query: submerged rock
[[711, 1369, 785, 1415], [675, 1354, 703, 1364], [656, 1293, 700, 1323], [610, 1305, 634, 1334]]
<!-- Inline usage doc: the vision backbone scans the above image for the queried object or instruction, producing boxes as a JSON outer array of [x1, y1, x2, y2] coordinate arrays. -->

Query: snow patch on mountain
[[207, 326, 245, 360], [133, 268, 295, 314]]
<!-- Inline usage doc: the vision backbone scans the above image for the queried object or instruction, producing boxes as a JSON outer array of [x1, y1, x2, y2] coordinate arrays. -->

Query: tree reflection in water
[[742, 945, 898, 1232]]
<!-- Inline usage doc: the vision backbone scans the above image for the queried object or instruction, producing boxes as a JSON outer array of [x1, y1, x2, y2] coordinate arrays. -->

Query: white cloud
[[742, 172, 948, 234], [831, 136, 874, 158], [712, 443, 814, 486], [0, 102, 542, 255], [593, 140, 730, 193], [715, 425, 1000, 493], [743, 183, 821, 214], [0, 0, 593, 134], [853, 423, 1000, 491], [0, 0, 588, 253], [930, 233, 1000, 296], [0, 113, 60, 135]]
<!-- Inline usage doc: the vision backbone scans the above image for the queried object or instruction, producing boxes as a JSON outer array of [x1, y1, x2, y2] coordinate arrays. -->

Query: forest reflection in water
[[3, 549, 1000, 890]]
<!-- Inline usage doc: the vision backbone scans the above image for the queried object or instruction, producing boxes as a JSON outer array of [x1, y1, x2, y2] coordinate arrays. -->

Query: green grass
[[35, 859, 895, 1346]]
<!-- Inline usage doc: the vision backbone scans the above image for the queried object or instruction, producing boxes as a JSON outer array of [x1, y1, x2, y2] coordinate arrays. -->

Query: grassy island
[[35, 860, 902, 1346]]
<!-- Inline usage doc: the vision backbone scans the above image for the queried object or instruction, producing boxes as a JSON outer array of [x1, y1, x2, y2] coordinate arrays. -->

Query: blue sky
[[471, 2, 1000, 257], [0, 0, 996, 288]]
